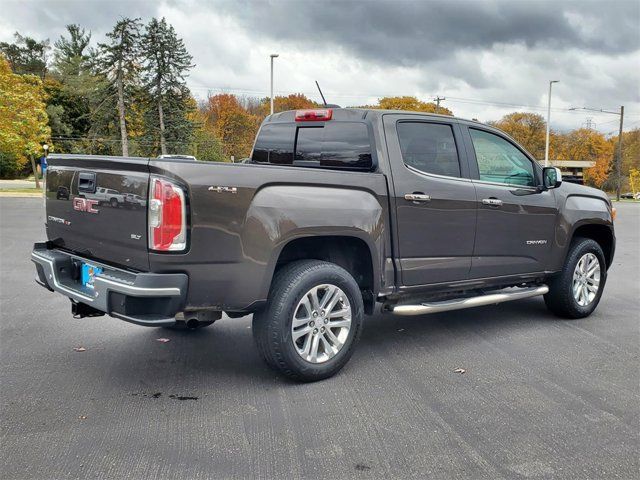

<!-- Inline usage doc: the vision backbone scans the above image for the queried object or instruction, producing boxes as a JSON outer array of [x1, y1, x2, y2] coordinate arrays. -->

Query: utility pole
[[569, 105, 625, 201], [616, 105, 624, 202], [545, 80, 559, 167], [270, 54, 279, 115], [433, 96, 445, 114]]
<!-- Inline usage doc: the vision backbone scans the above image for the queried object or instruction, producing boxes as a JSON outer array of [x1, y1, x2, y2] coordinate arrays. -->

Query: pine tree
[[97, 18, 142, 156], [141, 18, 193, 155], [53, 24, 92, 76]]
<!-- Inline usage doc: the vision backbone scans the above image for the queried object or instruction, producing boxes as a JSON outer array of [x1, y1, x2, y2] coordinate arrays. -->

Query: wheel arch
[[571, 223, 615, 269], [268, 235, 378, 314]]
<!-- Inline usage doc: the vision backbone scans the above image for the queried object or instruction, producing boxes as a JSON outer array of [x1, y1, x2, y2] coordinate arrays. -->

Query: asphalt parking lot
[[1, 197, 638, 479]]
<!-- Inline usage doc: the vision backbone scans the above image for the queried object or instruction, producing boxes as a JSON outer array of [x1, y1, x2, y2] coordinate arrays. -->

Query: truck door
[[460, 125, 558, 277], [383, 115, 477, 286]]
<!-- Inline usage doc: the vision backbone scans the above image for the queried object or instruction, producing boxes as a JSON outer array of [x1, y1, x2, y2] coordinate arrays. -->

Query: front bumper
[[31, 242, 187, 326]]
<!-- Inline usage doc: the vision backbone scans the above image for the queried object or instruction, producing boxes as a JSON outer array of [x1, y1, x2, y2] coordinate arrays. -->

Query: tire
[[252, 260, 364, 382], [544, 237, 607, 319], [110, 198, 118, 208]]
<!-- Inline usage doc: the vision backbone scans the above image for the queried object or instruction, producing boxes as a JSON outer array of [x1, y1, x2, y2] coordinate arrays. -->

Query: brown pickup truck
[[32, 108, 615, 381]]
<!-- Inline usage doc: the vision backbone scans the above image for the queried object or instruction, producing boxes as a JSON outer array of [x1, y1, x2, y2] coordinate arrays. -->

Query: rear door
[[383, 114, 477, 286], [461, 125, 558, 277], [45, 155, 150, 270]]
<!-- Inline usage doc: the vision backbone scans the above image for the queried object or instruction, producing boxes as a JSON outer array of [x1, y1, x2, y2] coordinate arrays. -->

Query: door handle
[[482, 198, 503, 207], [404, 193, 431, 203]]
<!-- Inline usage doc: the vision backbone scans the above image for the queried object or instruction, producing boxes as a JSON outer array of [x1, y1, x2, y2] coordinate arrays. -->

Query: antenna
[[315, 81, 328, 106]]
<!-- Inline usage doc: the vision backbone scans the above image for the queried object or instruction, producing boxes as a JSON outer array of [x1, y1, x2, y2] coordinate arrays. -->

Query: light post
[[570, 106, 625, 201], [545, 80, 559, 167], [270, 54, 279, 115]]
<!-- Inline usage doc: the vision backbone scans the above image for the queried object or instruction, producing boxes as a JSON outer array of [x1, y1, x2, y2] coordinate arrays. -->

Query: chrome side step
[[392, 285, 549, 316]]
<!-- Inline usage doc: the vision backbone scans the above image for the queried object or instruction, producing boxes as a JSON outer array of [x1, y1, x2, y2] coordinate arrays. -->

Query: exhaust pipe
[[392, 285, 549, 316]]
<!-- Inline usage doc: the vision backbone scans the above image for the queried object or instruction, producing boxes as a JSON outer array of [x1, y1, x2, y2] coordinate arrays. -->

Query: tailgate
[[44, 155, 150, 271]]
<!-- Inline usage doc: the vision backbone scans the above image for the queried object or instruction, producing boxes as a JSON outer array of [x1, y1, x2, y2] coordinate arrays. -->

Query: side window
[[251, 124, 295, 164], [295, 122, 373, 170], [396, 122, 461, 178], [469, 129, 536, 187]]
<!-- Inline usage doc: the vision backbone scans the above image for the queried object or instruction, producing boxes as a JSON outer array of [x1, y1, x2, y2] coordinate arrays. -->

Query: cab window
[[396, 122, 461, 178], [469, 128, 536, 187]]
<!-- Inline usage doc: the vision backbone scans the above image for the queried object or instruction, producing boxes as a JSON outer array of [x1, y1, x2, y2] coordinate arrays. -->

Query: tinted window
[[469, 129, 535, 187], [295, 122, 373, 170], [252, 123, 295, 164], [397, 122, 461, 177]]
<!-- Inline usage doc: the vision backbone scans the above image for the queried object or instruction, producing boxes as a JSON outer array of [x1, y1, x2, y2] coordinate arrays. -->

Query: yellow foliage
[[0, 55, 50, 172], [364, 96, 453, 116]]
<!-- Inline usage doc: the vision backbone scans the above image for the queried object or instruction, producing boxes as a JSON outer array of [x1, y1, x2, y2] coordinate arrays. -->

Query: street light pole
[[270, 54, 279, 115], [545, 80, 559, 167]]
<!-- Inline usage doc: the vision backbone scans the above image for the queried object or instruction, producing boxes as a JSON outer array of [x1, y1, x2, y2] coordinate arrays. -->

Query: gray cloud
[[219, 0, 640, 65]]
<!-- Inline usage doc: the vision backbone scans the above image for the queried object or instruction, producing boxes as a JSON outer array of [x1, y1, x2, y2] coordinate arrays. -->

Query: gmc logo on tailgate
[[73, 197, 99, 214]]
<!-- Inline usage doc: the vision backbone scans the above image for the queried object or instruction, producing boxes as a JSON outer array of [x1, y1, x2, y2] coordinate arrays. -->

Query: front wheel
[[544, 237, 607, 319], [253, 260, 364, 382]]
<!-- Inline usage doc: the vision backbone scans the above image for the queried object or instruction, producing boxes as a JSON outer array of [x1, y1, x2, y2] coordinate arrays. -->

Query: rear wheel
[[253, 260, 364, 382], [110, 198, 118, 208], [544, 237, 606, 319]]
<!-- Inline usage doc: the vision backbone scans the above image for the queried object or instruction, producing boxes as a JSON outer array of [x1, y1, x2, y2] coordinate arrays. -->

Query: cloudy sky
[[2, 0, 639, 133]]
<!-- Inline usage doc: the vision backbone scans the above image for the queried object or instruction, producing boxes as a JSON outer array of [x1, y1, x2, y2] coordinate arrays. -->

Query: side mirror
[[543, 167, 562, 189]]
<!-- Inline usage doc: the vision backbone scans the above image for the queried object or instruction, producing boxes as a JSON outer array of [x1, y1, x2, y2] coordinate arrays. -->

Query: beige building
[[550, 160, 596, 185]]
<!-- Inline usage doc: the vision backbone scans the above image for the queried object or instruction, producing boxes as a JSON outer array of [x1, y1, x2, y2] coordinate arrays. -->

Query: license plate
[[81, 263, 103, 289]]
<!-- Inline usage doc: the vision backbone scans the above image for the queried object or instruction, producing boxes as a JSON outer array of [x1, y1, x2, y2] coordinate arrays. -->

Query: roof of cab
[[265, 107, 486, 126]]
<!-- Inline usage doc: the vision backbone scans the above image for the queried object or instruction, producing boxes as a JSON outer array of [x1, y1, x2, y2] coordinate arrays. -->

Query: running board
[[392, 285, 549, 316]]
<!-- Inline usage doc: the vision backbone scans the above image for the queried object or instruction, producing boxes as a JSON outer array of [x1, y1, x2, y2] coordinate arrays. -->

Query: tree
[[53, 24, 92, 76], [201, 93, 259, 159], [365, 96, 454, 116], [0, 33, 49, 78], [0, 56, 50, 177], [489, 112, 548, 160], [98, 18, 142, 156], [258, 93, 318, 117], [555, 128, 613, 188], [141, 17, 194, 155]]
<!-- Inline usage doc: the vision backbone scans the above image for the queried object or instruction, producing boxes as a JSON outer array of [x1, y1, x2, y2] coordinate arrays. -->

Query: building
[[551, 160, 596, 185]]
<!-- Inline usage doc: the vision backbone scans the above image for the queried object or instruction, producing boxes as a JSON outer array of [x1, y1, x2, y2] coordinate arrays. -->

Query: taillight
[[295, 109, 333, 122], [148, 176, 187, 251]]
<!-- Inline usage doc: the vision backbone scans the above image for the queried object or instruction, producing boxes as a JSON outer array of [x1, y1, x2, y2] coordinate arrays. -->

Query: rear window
[[252, 121, 373, 171], [251, 124, 295, 164], [397, 122, 461, 178]]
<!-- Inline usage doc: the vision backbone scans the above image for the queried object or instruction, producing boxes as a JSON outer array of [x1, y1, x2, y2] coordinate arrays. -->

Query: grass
[[0, 188, 43, 197]]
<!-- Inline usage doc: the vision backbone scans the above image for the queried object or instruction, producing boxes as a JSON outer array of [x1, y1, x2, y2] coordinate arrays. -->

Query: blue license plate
[[81, 263, 103, 289]]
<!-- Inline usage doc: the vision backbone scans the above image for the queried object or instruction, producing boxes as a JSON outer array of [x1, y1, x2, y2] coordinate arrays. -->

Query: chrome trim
[[392, 285, 549, 316], [31, 251, 95, 303], [404, 193, 431, 202], [482, 198, 503, 206], [94, 276, 181, 297]]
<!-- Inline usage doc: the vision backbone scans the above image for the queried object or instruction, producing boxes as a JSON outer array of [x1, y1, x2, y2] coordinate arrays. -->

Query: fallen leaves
[[73, 347, 86, 352], [453, 368, 466, 374], [156, 338, 171, 343]]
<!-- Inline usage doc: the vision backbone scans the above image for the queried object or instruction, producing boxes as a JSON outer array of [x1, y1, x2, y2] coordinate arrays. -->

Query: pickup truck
[[32, 108, 615, 382]]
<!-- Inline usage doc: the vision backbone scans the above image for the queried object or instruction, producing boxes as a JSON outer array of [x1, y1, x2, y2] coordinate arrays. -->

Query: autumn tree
[[555, 128, 613, 188], [489, 112, 548, 160], [201, 93, 259, 159], [0, 56, 50, 177], [98, 18, 142, 156], [141, 17, 193, 155], [366, 96, 454, 116], [258, 93, 318, 116]]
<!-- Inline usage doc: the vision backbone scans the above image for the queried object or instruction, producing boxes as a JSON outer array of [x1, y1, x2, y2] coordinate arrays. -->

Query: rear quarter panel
[[148, 160, 390, 311]]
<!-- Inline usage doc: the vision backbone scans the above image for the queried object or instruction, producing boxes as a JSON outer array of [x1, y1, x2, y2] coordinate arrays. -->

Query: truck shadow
[[101, 297, 567, 388]]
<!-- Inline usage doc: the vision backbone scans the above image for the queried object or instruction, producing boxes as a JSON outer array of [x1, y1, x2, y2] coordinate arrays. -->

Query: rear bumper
[[31, 242, 187, 326]]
